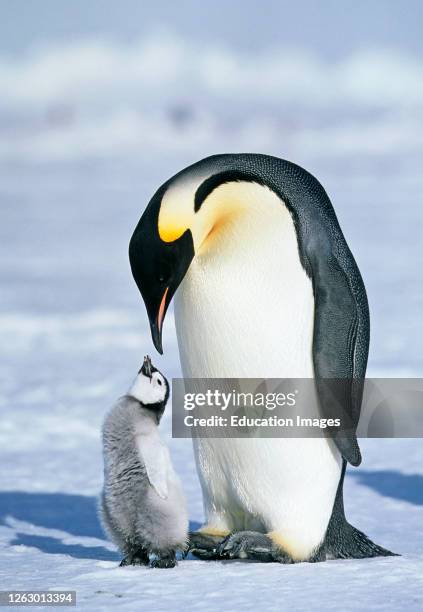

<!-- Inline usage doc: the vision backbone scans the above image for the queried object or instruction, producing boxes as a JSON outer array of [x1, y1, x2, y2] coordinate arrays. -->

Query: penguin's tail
[[325, 521, 398, 560], [323, 460, 398, 560]]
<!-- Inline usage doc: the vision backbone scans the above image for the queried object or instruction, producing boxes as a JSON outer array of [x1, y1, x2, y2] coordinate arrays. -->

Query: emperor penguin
[[100, 356, 188, 568], [129, 154, 395, 563]]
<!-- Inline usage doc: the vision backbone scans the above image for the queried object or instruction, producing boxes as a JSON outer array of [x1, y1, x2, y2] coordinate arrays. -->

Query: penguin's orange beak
[[148, 287, 169, 356], [153, 287, 169, 353]]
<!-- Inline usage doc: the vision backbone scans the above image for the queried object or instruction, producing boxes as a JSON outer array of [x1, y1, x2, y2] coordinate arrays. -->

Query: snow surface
[[1, 30, 423, 611]]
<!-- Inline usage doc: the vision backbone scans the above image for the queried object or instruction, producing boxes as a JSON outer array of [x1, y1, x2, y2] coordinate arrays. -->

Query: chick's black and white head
[[129, 356, 169, 418]]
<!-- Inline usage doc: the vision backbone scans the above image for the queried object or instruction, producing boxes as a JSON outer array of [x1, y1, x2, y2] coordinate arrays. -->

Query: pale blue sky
[[1, 0, 422, 58]]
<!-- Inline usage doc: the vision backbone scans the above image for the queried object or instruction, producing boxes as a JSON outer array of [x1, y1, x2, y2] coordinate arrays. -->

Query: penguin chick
[[100, 356, 188, 568]]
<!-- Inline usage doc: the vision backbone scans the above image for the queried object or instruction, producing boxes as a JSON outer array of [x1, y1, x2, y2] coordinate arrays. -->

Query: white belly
[[174, 186, 342, 559]]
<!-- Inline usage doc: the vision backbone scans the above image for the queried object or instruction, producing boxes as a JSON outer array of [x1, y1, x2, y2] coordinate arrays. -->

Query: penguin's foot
[[217, 531, 294, 563], [150, 553, 177, 569], [188, 530, 229, 560], [119, 548, 150, 566]]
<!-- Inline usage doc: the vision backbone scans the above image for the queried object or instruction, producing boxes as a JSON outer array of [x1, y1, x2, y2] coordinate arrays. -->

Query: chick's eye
[[157, 379, 162, 386]]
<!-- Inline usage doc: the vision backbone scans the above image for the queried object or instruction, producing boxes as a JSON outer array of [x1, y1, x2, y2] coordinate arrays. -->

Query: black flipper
[[312, 254, 367, 466]]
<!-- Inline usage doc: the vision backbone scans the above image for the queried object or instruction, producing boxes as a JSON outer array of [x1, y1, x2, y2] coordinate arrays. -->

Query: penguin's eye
[[157, 379, 162, 386], [158, 262, 171, 284]]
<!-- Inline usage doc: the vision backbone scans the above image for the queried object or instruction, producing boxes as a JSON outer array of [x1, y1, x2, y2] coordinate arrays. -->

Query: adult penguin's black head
[[129, 182, 195, 354], [129, 157, 269, 354], [129, 155, 274, 353]]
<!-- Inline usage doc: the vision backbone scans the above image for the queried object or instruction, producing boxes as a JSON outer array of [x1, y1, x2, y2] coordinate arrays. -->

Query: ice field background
[[1, 2, 423, 609]]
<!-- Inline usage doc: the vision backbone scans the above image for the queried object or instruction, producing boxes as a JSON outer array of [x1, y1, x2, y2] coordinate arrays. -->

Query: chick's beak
[[141, 355, 153, 378]]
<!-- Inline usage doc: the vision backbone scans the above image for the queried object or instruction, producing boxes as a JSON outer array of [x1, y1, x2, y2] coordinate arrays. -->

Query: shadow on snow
[[0, 491, 201, 561], [350, 470, 423, 506]]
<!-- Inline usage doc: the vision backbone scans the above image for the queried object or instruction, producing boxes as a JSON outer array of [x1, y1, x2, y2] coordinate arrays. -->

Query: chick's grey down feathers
[[100, 394, 188, 562]]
